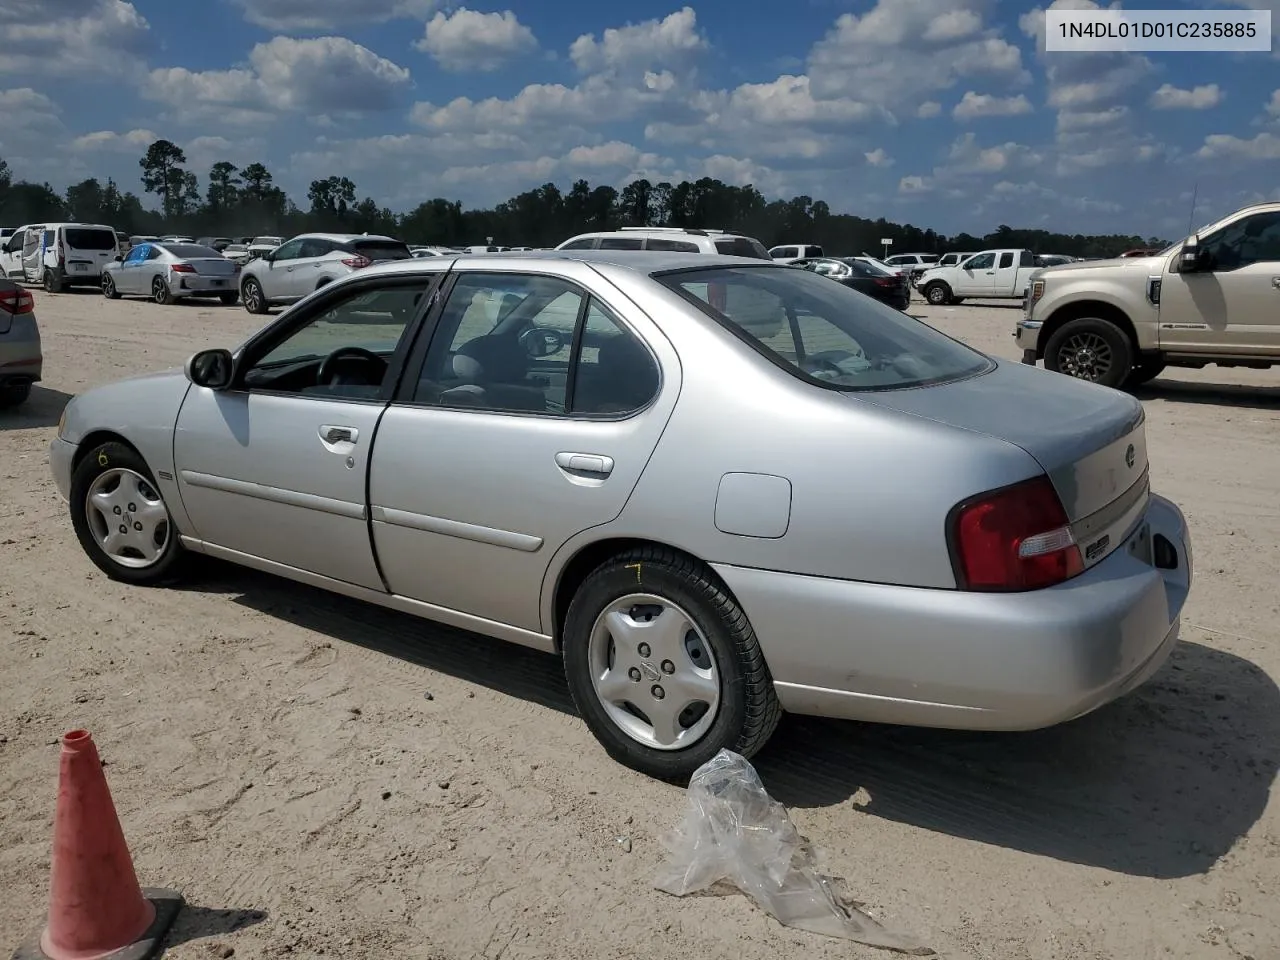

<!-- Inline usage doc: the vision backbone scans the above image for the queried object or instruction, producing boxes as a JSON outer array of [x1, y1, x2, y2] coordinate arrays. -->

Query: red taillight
[[0, 287, 35, 314], [873, 276, 896, 287], [949, 476, 1084, 591], [171, 263, 197, 273], [341, 255, 372, 269]]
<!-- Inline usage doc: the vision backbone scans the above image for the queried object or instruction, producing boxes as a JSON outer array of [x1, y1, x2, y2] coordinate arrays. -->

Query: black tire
[[561, 546, 781, 782], [219, 291, 239, 306], [102, 274, 120, 299], [242, 277, 269, 314], [1125, 358, 1166, 388], [0, 382, 32, 408], [152, 276, 176, 305], [1043, 317, 1133, 388], [44, 270, 65, 294], [924, 281, 951, 305], [69, 441, 188, 586]]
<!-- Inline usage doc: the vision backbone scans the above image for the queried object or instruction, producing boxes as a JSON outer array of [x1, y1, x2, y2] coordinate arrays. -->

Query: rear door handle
[[321, 425, 357, 444], [555, 452, 614, 476]]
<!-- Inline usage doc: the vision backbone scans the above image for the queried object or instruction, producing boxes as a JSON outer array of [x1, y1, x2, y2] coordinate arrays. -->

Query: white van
[[0, 223, 120, 291]]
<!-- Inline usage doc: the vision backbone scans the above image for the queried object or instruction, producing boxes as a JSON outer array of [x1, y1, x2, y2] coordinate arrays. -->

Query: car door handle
[[321, 425, 357, 444], [555, 452, 614, 476]]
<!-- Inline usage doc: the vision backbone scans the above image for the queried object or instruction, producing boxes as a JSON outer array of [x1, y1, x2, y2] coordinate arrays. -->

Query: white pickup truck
[[1016, 201, 1280, 389], [916, 249, 1039, 305]]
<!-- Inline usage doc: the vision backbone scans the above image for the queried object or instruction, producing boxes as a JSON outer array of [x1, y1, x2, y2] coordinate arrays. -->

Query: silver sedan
[[50, 251, 1192, 780], [102, 241, 240, 305]]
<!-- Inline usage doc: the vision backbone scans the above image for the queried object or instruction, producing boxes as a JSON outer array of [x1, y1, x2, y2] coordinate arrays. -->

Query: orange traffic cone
[[12, 729, 184, 960]]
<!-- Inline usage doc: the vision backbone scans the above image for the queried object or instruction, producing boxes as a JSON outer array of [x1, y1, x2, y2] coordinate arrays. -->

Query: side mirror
[[114, 254, 122, 261], [1179, 238, 1201, 272], [261, 250, 275, 262], [185, 348, 234, 390]]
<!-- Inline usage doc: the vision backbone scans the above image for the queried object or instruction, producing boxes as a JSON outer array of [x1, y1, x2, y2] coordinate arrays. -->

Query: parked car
[[557, 227, 770, 259], [238, 233, 413, 313], [411, 246, 462, 258], [793, 256, 911, 310], [246, 236, 284, 261], [917, 249, 1041, 305], [222, 242, 253, 265], [0, 278, 41, 408], [934, 252, 977, 269], [883, 253, 940, 285], [769, 244, 825, 263], [129, 235, 161, 248], [1034, 254, 1075, 268], [102, 242, 240, 305], [195, 237, 234, 252], [1017, 202, 1280, 388], [0, 222, 120, 291], [49, 250, 1192, 780]]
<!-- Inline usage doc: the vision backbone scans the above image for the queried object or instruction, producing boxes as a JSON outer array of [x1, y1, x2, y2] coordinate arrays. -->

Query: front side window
[[658, 265, 991, 391], [271, 238, 304, 261], [124, 244, 149, 263], [965, 252, 996, 270], [1200, 212, 1280, 271], [242, 281, 432, 398]]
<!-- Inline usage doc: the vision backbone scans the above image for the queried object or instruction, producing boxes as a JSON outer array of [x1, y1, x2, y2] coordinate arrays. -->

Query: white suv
[[238, 233, 413, 314], [555, 227, 770, 259], [768, 244, 825, 262]]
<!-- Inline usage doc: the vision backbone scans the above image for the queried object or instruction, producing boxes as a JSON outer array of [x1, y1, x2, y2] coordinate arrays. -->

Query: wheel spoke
[[596, 668, 634, 704], [647, 698, 684, 747], [666, 668, 718, 709]]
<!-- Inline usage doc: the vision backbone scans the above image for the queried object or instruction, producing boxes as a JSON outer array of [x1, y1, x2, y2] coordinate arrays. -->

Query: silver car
[[0, 278, 41, 407], [102, 242, 240, 305], [238, 233, 413, 314], [49, 251, 1192, 780]]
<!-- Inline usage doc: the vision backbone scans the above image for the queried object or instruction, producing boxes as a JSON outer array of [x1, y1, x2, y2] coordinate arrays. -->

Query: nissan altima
[[49, 251, 1192, 780]]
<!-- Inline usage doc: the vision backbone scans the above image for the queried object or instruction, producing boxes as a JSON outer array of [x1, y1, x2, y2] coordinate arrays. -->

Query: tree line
[[0, 139, 1169, 258]]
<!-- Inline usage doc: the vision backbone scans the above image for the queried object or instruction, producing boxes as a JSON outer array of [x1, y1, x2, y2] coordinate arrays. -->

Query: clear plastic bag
[[654, 749, 933, 955]]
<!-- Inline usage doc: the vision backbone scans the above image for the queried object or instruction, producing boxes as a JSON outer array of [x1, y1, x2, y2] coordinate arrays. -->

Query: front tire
[[561, 546, 781, 782], [102, 274, 120, 299], [924, 281, 951, 305], [1044, 317, 1133, 388], [69, 441, 187, 585], [242, 277, 269, 314]]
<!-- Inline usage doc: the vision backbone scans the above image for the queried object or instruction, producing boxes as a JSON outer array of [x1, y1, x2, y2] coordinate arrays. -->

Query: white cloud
[[415, 8, 537, 72], [145, 37, 411, 124], [1196, 132, 1280, 161], [569, 7, 708, 74], [865, 148, 894, 167], [0, 0, 152, 78], [917, 101, 943, 118], [1266, 89, 1280, 117], [943, 132, 1041, 175], [952, 91, 1033, 120], [71, 128, 158, 152], [807, 0, 1029, 111], [231, 0, 438, 31], [899, 175, 932, 194], [1150, 83, 1223, 110]]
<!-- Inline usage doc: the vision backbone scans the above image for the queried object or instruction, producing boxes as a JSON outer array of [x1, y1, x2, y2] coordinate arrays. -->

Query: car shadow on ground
[[1136, 379, 1280, 411], [181, 563, 1276, 881], [0, 385, 73, 430]]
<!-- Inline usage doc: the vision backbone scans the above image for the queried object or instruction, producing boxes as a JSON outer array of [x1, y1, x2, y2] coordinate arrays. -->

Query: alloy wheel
[[83, 468, 171, 569]]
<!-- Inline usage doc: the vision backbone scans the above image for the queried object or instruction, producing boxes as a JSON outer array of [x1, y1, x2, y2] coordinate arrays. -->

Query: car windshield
[[350, 239, 413, 261], [713, 237, 771, 260], [65, 229, 118, 250], [657, 265, 992, 391], [161, 243, 220, 259], [225, 244, 248, 252]]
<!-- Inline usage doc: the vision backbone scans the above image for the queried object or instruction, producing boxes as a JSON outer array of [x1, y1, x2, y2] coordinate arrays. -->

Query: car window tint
[[598, 237, 644, 250], [713, 237, 770, 259], [660, 265, 991, 391], [245, 283, 429, 397], [560, 238, 596, 250], [413, 273, 582, 413], [298, 238, 331, 258], [146, 247, 164, 260], [161, 243, 219, 259], [1203, 212, 1280, 269], [1020, 251, 1036, 267], [351, 239, 413, 261], [965, 252, 995, 270], [646, 238, 700, 252], [571, 300, 659, 415], [272, 238, 304, 261], [64, 229, 118, 250], [998, 252, 1014, 269]]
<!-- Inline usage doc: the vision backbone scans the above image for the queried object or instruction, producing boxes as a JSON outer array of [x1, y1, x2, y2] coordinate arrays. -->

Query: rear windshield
[[713, 237, 771, 260], [657, 265, 992, 391], [350, 239, 412, 261], [65, 228, 118, 251], [839, 257, 893, 277], [161, 243, 221, 259]]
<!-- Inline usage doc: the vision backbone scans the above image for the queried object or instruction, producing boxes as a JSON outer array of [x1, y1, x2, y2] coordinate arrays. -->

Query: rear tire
[[561, 546, 781, 782], [44, 270, 65, 294], [924, 281, 952, 305], [152, 276, 176, 305], [1043, 317, 1133, 388]]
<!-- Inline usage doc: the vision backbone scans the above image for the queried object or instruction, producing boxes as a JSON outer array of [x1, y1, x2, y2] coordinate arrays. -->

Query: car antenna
[[1186, 181, 1199, 236]]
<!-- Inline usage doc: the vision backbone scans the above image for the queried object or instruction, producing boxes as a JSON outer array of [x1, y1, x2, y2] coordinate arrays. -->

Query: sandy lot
[[2, 285, 1278, 960]]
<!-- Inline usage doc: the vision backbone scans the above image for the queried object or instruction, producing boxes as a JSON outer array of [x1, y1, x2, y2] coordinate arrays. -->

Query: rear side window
[[64, 229, 118, 251], [803, 245, 824, 258], [161, 243, 219, 259], [299, 238, 333, 258], [998, 252, 1014, 269], [598, 237, 644, 250], [645, 238, 700, 252], [352, 240, 412, 261], [43, 230, 55, 246], [714, 237, 770, 259], [659, 265, 991, 392]]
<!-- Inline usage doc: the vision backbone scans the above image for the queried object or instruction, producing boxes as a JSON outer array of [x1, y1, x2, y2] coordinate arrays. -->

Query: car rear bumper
[[0, 316, 43, 384], [175, 275, 237, 295], [713, 492, 1191, 731], [50, 436, 75, 502]]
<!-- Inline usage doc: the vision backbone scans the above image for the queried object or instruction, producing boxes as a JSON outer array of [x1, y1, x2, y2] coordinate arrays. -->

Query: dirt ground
[[2, 285, 1278, 960]]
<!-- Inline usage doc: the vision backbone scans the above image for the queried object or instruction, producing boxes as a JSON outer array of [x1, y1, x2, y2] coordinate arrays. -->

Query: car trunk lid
[[854, 359, 1148, 562], [189, 258, 238, 276]]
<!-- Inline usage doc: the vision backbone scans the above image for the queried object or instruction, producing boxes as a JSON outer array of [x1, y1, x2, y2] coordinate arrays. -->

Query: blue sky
[[1, 0, 1277, 237]]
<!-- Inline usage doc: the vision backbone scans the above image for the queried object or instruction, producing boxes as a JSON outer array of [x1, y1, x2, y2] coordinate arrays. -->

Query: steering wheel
[[317, 346, 388, 386], [519, 326, 566, 358]]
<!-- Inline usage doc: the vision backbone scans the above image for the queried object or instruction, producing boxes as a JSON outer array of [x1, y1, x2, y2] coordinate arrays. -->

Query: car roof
[[353, 249, 779, 280], [297, 232, 399, 243]]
